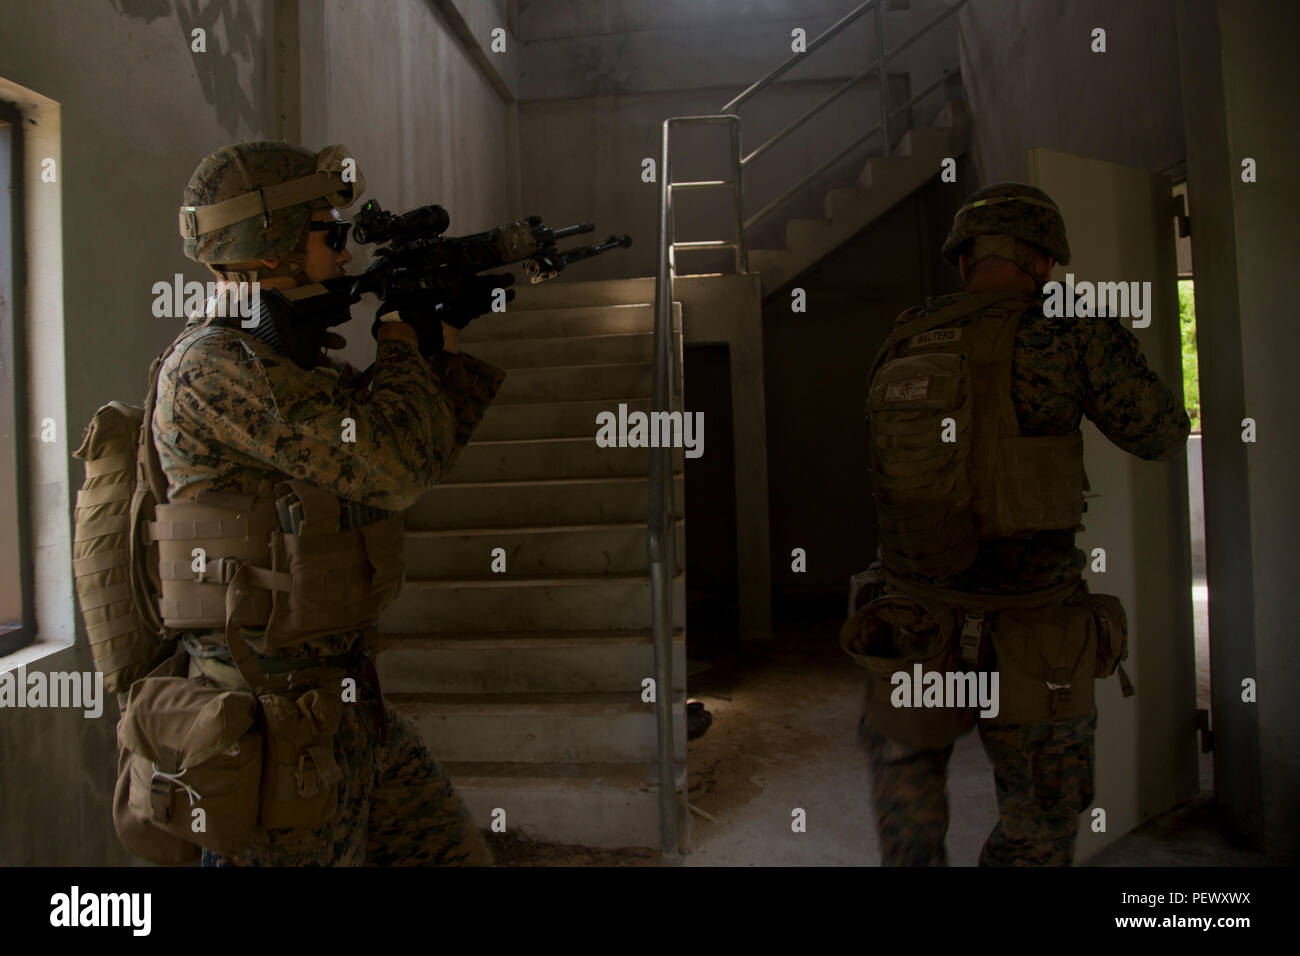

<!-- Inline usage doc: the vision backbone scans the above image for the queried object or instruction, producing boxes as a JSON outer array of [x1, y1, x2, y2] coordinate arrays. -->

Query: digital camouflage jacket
[[153, 309, 505, 656]]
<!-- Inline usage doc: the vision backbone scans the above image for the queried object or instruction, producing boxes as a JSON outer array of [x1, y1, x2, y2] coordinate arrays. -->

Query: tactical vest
[[145, 321, 406, 662], [866, 290, 1086, 578], [149, 482, 404, 649]]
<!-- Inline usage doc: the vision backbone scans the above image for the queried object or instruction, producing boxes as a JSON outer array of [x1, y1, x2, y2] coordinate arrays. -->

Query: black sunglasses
[[310, 219, 351, 251]]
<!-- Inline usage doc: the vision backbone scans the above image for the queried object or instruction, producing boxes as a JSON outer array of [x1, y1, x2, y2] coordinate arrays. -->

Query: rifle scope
[[351, 200, 451, 245]]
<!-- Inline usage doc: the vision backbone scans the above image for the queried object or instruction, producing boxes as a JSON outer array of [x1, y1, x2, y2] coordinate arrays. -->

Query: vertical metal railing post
[[728, 116, 747, 272], [874, 0, 891, 156], [649, 118, 680, 859]]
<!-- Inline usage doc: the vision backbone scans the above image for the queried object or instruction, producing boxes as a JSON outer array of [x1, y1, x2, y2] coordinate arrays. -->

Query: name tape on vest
[[885, 377, 930, 403], [907, 328, 962, 349]]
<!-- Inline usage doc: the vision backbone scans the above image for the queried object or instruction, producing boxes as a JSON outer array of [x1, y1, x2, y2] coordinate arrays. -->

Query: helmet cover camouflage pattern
[[181, 141, 359, 268], [941, 182, 1071, 266]]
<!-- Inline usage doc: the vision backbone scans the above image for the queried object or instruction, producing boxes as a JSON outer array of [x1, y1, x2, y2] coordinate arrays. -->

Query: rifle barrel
[[550, 222, 594, 241]]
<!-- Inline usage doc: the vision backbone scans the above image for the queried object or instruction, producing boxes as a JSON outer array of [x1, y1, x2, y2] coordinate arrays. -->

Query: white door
[[1029, 148, 1199, 860]]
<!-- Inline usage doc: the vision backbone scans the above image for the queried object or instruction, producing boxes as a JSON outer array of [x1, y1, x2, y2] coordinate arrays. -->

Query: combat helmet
[[941, 182, 1071, 269], [179, 141, 365, 283]]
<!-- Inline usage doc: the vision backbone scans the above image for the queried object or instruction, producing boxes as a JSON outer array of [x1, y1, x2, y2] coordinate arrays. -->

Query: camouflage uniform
[[155, 304, 504, 867], [157, 140, 506, 866], [860, 184, 1190, 866]]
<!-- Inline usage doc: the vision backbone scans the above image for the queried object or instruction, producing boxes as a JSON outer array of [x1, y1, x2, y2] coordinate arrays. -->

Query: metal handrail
[[648, 113, 746, 857], [730, 0, 969, 230], [741, 63, 879, 169], [721, 0, 882, 113], [743, 66, 961, 232], [744, 122, 881, 232]]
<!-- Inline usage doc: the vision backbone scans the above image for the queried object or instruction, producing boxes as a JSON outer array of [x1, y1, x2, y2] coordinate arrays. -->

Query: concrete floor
[[489, 580, 1272, 866], [679, 577, 1270, 867], [682, 622, 997, 866]]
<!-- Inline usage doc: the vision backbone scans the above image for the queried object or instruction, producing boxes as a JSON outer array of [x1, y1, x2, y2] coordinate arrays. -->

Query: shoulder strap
[[129, 336, 191, 638], [138, 346, 179, 506], [868, 290, 1029, 384]]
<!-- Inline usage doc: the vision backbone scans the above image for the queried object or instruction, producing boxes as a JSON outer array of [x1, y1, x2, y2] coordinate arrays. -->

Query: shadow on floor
[[485, 593, 1272, 866]]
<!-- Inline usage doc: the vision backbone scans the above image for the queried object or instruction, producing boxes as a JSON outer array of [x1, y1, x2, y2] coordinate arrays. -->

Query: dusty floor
[[485, 579, 1272, 867]]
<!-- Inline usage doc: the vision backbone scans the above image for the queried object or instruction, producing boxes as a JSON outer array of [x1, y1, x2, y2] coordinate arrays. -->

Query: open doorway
[[1173, 180, 1212, 795]]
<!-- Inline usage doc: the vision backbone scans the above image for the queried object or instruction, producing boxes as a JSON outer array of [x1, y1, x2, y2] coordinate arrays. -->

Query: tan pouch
[[114, 653, 263, 862], [841, 593, 976, 750], [258, 687, 345, 830], [989, 595, 1096, 724], [1088, 592, 1128, 679], [260, 482, 404, 651]]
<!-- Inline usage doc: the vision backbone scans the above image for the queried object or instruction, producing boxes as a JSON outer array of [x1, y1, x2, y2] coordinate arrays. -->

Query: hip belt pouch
[[114, 653, 262, 862], [259, 686, 345, 830], [841, 593, 975, 750], [989, 595, 1096, 724], [1088, 592, 1128, 678]]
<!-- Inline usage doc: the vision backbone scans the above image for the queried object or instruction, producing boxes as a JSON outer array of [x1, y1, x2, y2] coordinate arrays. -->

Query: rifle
[[343, 199, 632, 303]]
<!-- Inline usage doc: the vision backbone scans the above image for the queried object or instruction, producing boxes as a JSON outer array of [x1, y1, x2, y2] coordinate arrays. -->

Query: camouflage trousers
[[202, 697, 493, 867], [863, 707, 1097, 866]]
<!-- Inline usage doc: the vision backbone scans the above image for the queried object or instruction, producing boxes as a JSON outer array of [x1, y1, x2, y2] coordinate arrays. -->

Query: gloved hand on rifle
[[369, 273, 516, 357]]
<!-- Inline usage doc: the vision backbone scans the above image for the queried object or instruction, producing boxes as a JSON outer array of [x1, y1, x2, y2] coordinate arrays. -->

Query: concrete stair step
[[745, 248, 789, 280], [785, 216, 835, 250], [404, 520, 684, 577], [824, 185, 872, 221], [894, 125, 954, 159], [459, 302, 680, 344], [933, 96, 970, 133], [466, 331, 679, 370], [409, 474, 682, 529], [752, 104, 972, 296], [477, 396, 687, 441], [449, 436, 687, 483], [381, 573, 686, 631], [392, 692, 686, 763], [374, 627, 687, 693], [856, 154, 914, 190], [493, 362, 682, 404], [444, 760, 688, 849], [506, 277, 657, 311]]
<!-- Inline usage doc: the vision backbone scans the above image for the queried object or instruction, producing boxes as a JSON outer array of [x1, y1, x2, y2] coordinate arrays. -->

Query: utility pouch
[[1087, 592, 1128, 678], [258, 687, 345, 830], [260, 480, 405, 652], [840, 593, 975, 750], [988, 595, 1096, 724], [113, 652, 263, 863]]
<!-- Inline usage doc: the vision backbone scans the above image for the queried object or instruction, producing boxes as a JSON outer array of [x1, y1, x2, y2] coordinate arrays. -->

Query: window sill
[[0, 634, 75, 675]]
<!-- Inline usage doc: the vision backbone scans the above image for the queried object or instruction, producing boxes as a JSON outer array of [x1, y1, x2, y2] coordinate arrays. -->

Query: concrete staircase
[[748, 97, 970, 295], [376, 281, 690, 848]]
